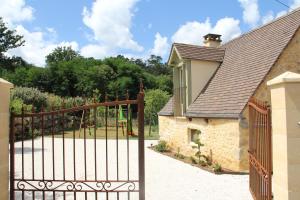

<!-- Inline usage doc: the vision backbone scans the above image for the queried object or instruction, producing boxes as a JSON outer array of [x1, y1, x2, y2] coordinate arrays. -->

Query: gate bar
[[9, 113, 15, 200], [138, 82, 145, 200]]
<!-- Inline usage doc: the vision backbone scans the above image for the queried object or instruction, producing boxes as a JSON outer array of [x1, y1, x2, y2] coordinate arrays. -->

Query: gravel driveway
[[14, 138, 251, 200]]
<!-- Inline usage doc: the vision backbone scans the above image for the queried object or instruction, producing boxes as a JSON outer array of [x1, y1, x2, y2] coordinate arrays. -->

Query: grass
[[52, 125, 159, 140]]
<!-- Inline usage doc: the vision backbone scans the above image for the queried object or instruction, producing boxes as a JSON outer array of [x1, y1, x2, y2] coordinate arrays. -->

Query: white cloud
[[213, 18, 242, 41], [0, 0, 34, 24], [8, 25, 79, 66], [262, 11, 274, 24], [150, 33, 169, 58], [261, 10, 288, 25], [238, 0, 260, 27], [276, 10, 287, 18], [82, 0, 143, 52], [1, 0, 80, 66], [80, 44, 112, 59], [172, 18, 241, 45], [172, 19, 211, 45], [291, 0, 300, 9]]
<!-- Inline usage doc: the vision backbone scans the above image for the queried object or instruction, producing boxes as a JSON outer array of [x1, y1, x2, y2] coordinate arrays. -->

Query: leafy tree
[[155, 75, 173, 94], [105, 56, 145, 99], [145, 55, 171, 76], [75, 64, 115, 98], [0, 18, 25, 54], [46, 46, 81, 66], [6, 67, 29, 86], [48, 60, 79, 96], [144, 89, 170, 135], [0, 17, 25, 70], [26, 67, 52, 91], [4, 45, 173, 102]]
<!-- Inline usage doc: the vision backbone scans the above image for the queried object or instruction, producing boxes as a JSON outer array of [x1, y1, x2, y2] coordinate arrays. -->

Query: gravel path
[[14, 138, 251, 200]]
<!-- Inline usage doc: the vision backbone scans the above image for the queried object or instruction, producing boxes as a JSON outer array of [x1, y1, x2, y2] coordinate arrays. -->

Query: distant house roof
[[169, 43, 225, 63], [159, 8, 300, 118], [158, 96, 174, 116]]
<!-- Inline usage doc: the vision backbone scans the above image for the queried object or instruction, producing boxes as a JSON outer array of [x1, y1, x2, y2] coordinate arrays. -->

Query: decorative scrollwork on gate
[[15, 179, 138, 192]]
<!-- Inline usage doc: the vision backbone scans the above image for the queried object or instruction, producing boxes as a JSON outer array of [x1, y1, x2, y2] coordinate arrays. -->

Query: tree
[[155, 75, 173, 94], [75, 64, 115, 98], [144, 89, 170, 135], [0, 17, 25, 70], [48, 60, 79, 96], [46, 46, 81, 66], [146, 55, 171, 76], [0, 18, 25, 54]]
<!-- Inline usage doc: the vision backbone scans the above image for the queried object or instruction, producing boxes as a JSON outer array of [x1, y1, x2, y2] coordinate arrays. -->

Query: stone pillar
[[267, 71, 300, 200], [0, 78, 13, 200]]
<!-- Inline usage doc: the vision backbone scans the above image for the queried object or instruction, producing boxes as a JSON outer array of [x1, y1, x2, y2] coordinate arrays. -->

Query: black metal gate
[[248, 97, 272, 200], [10, 86, 145, 200]]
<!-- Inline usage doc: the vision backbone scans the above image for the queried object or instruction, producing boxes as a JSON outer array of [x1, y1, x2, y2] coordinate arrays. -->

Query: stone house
[[158, 8, 300, 172]]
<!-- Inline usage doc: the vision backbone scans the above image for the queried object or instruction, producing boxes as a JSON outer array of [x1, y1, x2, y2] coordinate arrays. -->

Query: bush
[[213, 163, 222, 173], [190, 156, 197, 164], [154, 140, 169, 152], [11, 87, 47, 111], [10, 98, 32, 114], [199, 160, 207, 167], [174, 147, 185, 159], [175, 153, 185, 159], [47, 94, 84, 110]]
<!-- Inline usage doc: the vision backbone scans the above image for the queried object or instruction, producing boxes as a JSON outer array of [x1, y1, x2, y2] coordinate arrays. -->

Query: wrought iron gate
[[248, 98, 272, 200], [10, 86, 145, 200]]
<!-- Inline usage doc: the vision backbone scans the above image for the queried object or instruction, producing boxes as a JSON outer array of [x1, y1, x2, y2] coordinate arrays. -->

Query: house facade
[[158, 9, 300, 172]]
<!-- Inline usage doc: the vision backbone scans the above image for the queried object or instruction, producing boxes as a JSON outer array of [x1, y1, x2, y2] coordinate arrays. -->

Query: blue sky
[[1, 0, 299, 66]]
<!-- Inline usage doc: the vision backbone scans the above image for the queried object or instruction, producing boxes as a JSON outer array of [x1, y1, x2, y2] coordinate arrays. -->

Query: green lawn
[[53, 125, 159, 140]]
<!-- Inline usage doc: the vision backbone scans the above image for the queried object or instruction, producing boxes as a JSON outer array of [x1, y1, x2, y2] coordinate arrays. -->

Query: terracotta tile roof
[[158, 96, 174, 116], [159, 8, 300, 118], [172, 43, 225, 62]]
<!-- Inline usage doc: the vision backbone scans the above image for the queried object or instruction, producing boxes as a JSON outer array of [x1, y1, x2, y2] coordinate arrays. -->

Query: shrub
[[199, 160, 207, 167], [213, 163, 222, 173], [10, 98, 32, 114], [190, 156, 197, 164], [11, 87, 47, 111], [155, 140, 169, 152], [174, 147, 185, 159], [47, 94, 84, 109], [202, 155, 212, 166], [192, 138, 204, 164]]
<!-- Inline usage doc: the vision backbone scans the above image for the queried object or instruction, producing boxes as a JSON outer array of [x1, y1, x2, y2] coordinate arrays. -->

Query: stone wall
[[159, 115, 248, 172]]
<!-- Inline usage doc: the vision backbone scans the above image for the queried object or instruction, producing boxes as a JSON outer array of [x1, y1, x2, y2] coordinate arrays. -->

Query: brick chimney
[[203, 33, 222, 47]]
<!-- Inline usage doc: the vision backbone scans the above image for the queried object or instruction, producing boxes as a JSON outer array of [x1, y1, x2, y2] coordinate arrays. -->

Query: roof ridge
[[173, 42, 225, 50], [222, 7, 300, 47]]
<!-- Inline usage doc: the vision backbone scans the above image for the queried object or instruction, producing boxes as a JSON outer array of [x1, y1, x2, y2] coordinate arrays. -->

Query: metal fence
[[10, 86, 145, 200], [248, 97, 272, 200]]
